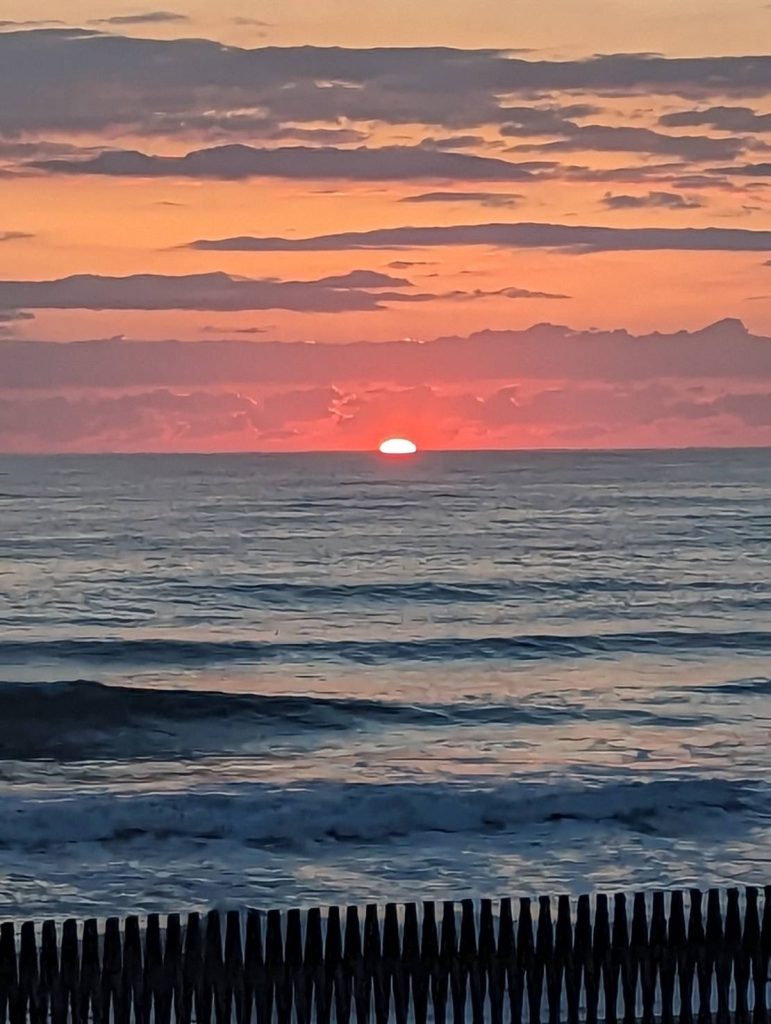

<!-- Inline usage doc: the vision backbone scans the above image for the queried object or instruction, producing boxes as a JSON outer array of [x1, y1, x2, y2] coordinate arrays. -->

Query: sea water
[[1, 449, 770, 917]]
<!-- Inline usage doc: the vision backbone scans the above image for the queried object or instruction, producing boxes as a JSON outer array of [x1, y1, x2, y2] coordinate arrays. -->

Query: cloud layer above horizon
[[3, 320, 771, 451]]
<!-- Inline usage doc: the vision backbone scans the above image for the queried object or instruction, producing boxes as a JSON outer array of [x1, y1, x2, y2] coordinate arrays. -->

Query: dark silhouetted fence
[[1, 887, 770, 1023]]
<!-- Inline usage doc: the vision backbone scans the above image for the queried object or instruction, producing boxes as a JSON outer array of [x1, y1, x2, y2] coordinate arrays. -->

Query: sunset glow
[[379, 438, 418, 456], [0, 2, 769, 453]]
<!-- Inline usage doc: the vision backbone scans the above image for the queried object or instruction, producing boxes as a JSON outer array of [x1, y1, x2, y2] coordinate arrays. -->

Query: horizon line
[[1, 444, 770, 458]]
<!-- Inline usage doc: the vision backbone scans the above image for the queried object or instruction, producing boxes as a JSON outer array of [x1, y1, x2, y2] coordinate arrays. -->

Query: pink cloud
[[2, 319, 770, 451]]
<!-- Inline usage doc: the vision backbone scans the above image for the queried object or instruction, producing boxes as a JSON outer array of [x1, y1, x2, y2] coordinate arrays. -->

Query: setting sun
[[378, 438, 418, 455]]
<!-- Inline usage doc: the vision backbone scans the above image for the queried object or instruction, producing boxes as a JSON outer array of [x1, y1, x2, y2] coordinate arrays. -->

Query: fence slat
[[478, 900, 498, 1024], [286, 908, 308, 1024], [325, 905, 344, 1024], [652, 892, 673, 1024], [439, 902, 462, 1024], [304, 907, 324, 1024], [689, 890, 711, 1024], [631, 893, 650, 1024], [707, 889, 729, 1024], [165, 913, 183, 1024], [554, 896, 574, 1024], [365, 904, 386, 1024], [536, 896, 558, 1024], [384, 904, 405, 1024], [424, 902, 447, 1024], [497, 898, 520, 1024], [144, 914, 164, 1024], [344, 906, 366, 1024], [726, 888, 747, 1024], [18, 922, 39, 1024], [0, 923, 18, 1024], [597, 895, 614, 1024], [80, 919, 101, 1024], [181, 912, 201, 1024], [744, 888, 764, 1024], [60, 920, 80, 1024], [592, 894, 611, 1024], [266, 909, 289, 1024], [40, 922, 61, 1024]]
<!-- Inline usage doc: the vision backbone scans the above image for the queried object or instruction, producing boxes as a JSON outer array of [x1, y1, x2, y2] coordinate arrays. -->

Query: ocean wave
[[166, 576, 771, 606], [0, 680, 423, 761], [0, 777, 761, 852], [102, 576, 771, 623], [0, 680, 702, 761], [183, 579, 518, 605], [2, 628, 771, 669], [700, 676, 771, 696]]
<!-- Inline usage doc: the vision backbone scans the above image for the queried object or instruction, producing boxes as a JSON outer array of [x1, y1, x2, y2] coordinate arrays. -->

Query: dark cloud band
[[1, 31, 769, 139], [0, 270, 564, 314], [2, 320, 768, 391], [188, 222, 771, 253], [31, 145, 547, 182], [89, 12, 189, 26], [0, 270, 413, 314]]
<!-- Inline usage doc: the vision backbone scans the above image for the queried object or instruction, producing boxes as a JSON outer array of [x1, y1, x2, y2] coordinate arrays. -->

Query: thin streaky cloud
[[601, 192, 704, 210], [0, 270, 564, 313], [0, 270, 417, 314], [188, 222, 771, 253], [89, 12, 190, 26], [0, 310, 34, 323], [440, 286, 570, 300], [713, 163, 771, 177], [30, 145, 549, 182], [201, 325, 274, 335], [0, 19, 66, 27], [400, 192, 524, 208], [508, 123, 748, 161], [660, 106, 771, 132], [231, 18, 273, 27]]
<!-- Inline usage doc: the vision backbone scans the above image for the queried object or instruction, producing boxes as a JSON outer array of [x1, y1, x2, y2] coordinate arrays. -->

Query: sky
[[0, 1, 770, 452]]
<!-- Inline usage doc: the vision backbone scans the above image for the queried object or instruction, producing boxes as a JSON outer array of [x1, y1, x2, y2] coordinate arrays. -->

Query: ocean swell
[[0, 776, 761, 851], [3, 628, 771, 669], [0, 680, 705, 761]]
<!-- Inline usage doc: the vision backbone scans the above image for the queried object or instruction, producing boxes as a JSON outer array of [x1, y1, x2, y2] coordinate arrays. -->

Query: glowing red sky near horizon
[[0, 1, 769, 452]]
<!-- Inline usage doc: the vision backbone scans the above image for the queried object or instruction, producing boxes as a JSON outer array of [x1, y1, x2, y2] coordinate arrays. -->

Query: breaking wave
[[0, 776, 761, 851]]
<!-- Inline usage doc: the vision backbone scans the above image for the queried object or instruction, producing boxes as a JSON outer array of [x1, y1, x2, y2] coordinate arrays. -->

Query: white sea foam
[[0, 776, 762, 850]]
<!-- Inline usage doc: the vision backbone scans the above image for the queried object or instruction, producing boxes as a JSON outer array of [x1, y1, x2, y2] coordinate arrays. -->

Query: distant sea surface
[[1, 450, 770, 918]]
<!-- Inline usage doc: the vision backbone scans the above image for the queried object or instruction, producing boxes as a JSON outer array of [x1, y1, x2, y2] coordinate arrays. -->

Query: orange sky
[[0, 2, 769, 451], [3, 0, 769, 53]]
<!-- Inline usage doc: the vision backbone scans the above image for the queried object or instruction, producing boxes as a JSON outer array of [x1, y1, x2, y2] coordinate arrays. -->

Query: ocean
[[1, 449, 770, 919]]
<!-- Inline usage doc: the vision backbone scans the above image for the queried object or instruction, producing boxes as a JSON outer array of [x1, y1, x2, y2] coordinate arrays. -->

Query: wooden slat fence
[[1, 887, 770, 1024]]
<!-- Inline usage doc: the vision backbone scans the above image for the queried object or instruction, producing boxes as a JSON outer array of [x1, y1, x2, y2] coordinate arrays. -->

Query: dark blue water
[[1, 450, 770, 916]]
